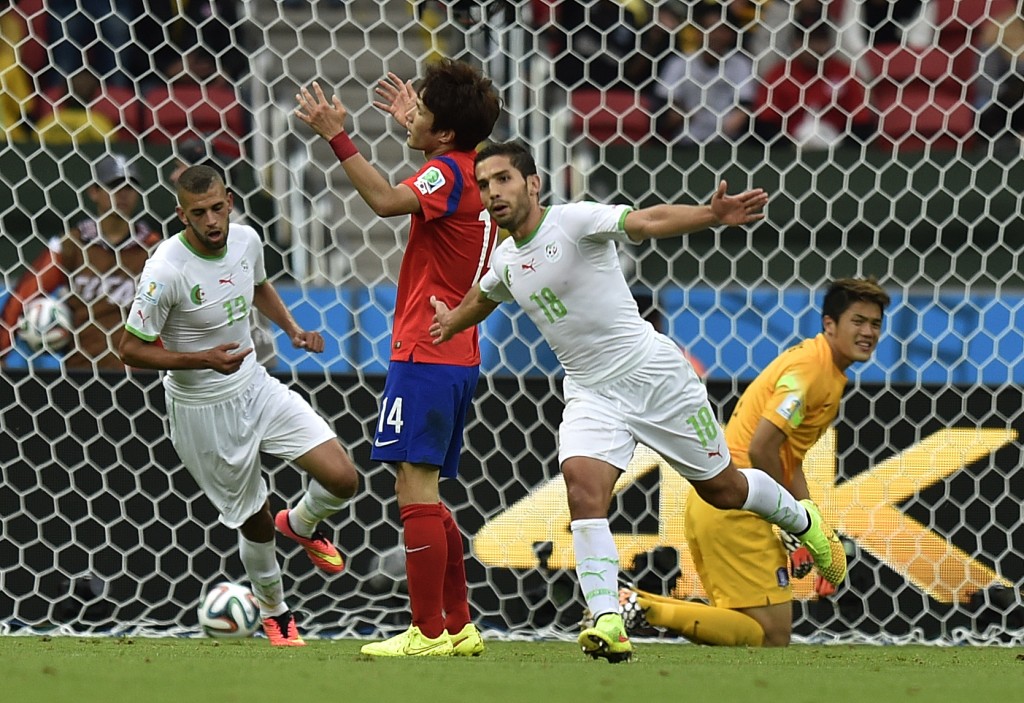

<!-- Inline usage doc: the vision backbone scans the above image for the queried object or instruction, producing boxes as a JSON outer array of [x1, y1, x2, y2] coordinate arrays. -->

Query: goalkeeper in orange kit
[[630, 278, 890, 646]]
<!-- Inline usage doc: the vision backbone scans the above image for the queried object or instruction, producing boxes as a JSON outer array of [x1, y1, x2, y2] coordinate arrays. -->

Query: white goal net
[[2, 0, 1023, 644]]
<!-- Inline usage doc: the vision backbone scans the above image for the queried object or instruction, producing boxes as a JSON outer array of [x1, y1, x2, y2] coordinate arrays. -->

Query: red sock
[[439, 503, 471, 633], [400, 503, 447, 639]]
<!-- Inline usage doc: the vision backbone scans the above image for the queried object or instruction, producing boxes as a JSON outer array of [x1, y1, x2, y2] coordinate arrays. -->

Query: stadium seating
[[10, 0, 46, 78], [552, 88, 653, 199], [34, 84, 142, 141], [864, 45, 977, 151], [140, 82, 248, 159], [566, 88, 653, 146], [864, 0, 999, 151]]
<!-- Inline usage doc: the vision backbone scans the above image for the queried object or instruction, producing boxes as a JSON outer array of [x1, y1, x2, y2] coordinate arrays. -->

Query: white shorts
[[558, 334, 731, 482], [167, 367, 337, 528]]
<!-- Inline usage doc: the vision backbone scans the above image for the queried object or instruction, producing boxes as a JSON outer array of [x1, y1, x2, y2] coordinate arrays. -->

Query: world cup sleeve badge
[[140, 280, 165, 305]]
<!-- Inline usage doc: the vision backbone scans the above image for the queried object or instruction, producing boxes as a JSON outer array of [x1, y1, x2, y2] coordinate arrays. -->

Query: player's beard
[[492, 193, 529, 232], [187, 220, 229, 253], [196, 229, 227, 252]]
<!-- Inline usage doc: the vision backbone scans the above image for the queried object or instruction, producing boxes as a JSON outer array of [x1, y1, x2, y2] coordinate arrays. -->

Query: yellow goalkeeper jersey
[[725, 333, 848, 482]]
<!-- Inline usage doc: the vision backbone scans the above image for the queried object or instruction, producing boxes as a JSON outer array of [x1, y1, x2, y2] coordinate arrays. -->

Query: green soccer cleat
[[449, 622, 485, 657], [797, 499, 847, 587], [359, 626, 454, 657], [578, 612, 633, 664]]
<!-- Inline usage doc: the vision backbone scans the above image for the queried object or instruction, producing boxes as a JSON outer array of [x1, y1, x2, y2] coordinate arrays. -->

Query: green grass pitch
[[4, 636, 1024, 703]]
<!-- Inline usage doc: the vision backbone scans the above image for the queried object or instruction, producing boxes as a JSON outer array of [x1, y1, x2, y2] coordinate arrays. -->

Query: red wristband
[[329, 132, 358, 162]]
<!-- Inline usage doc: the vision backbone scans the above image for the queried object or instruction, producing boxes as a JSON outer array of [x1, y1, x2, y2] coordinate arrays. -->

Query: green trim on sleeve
[[124, 324, 158, 342], [617, 206, 633, 230]]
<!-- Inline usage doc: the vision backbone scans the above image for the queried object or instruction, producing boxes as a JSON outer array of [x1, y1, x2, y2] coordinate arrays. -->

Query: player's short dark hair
[[822, 277, 891, 326], [176, 165, 224, 199], [420, 59, 502, 151], [475, 140, 537, 178]]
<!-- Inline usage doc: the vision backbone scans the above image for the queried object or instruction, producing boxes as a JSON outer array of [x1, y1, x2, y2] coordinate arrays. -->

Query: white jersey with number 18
[[479, 202, 658, 387]]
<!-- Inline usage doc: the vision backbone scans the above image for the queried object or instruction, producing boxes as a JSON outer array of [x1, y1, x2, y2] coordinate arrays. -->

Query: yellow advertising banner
[[472, 428, 1018, 602]]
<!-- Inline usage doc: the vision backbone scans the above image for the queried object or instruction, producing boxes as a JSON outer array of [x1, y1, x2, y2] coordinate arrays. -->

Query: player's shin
[[238, 534, 287, 616], [570, 518, 621, 618], [439, 503, 471, 633], [289, 479, 348, 536], [400, 503, 448, 639], [738, 468, 810, 534]]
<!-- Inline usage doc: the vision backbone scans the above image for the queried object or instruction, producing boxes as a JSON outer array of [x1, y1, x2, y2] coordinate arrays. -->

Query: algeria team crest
[[544, 242, 562, 262]]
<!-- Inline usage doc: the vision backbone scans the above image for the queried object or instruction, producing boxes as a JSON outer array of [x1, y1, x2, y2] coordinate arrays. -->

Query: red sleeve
[[401, 157, 464, 222], [0, 247, 68, 356]]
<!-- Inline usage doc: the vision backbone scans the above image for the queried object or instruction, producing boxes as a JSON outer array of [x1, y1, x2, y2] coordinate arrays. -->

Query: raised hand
[[372, 72, 417, 130], [710, 180, 769, 227], [294, 81, 349, 141]]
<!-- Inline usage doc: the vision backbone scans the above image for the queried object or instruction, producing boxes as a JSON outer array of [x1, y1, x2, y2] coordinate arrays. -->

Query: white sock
[[571, 518, 620, 620], [739, 468, 810, 534], [238, 534, 287, 617], [289, 479, 348, 538]]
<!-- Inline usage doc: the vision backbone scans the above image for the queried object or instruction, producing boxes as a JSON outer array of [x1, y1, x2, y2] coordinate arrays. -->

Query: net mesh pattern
[[1, 0, 1022, 644]]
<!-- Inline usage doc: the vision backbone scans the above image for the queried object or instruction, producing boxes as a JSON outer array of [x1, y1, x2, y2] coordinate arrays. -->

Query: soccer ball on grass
[[197, 582, 261, 638], [17, 297, 73, 351]]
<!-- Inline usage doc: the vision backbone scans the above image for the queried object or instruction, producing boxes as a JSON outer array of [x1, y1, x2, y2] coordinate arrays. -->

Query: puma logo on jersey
[[219, 275, 235, 285], [707, 447, 723, 459], [521, 260, 538, 274]]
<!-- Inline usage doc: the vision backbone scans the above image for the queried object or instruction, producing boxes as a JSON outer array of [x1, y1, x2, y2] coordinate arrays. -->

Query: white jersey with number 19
[[479, 202, 658, 387], [124, 223, 267, 400]]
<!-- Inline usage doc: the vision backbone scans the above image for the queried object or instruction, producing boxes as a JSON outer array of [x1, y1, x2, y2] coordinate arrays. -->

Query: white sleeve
[[125, 258, 175, 341], [566, 202, 632, 245], [479, 257, 515, 303]]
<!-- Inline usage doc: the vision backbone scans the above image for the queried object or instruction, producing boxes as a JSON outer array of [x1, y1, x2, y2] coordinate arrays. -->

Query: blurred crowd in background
[[1, 1, 1022, 155]]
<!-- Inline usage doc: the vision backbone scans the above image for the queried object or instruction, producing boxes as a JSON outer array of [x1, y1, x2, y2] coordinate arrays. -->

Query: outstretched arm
[[624, 180, 768, 242], [429, 286, 500, 344], [294, 81, 420, 218]]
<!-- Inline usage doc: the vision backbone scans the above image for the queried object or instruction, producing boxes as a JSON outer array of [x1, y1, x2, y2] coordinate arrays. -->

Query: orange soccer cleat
[[275, 509, 344, 575], [262, 611, 306, 647]]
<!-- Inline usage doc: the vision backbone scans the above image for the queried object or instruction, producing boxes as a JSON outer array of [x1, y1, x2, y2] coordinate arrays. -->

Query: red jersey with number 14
[[393, 150, 497, 366]]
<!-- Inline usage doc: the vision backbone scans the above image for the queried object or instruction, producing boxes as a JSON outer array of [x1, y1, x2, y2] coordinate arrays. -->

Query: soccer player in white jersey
[[429, 141, 847, 663], [119, 165, 360, 646]]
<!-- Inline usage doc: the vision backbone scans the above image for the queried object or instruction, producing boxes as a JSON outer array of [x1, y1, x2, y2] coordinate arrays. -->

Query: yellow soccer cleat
[[797, 499, 847, 587], [578, 612, 633, 664], [449, 622, 485, 657], [359, 626, 454, 657]]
